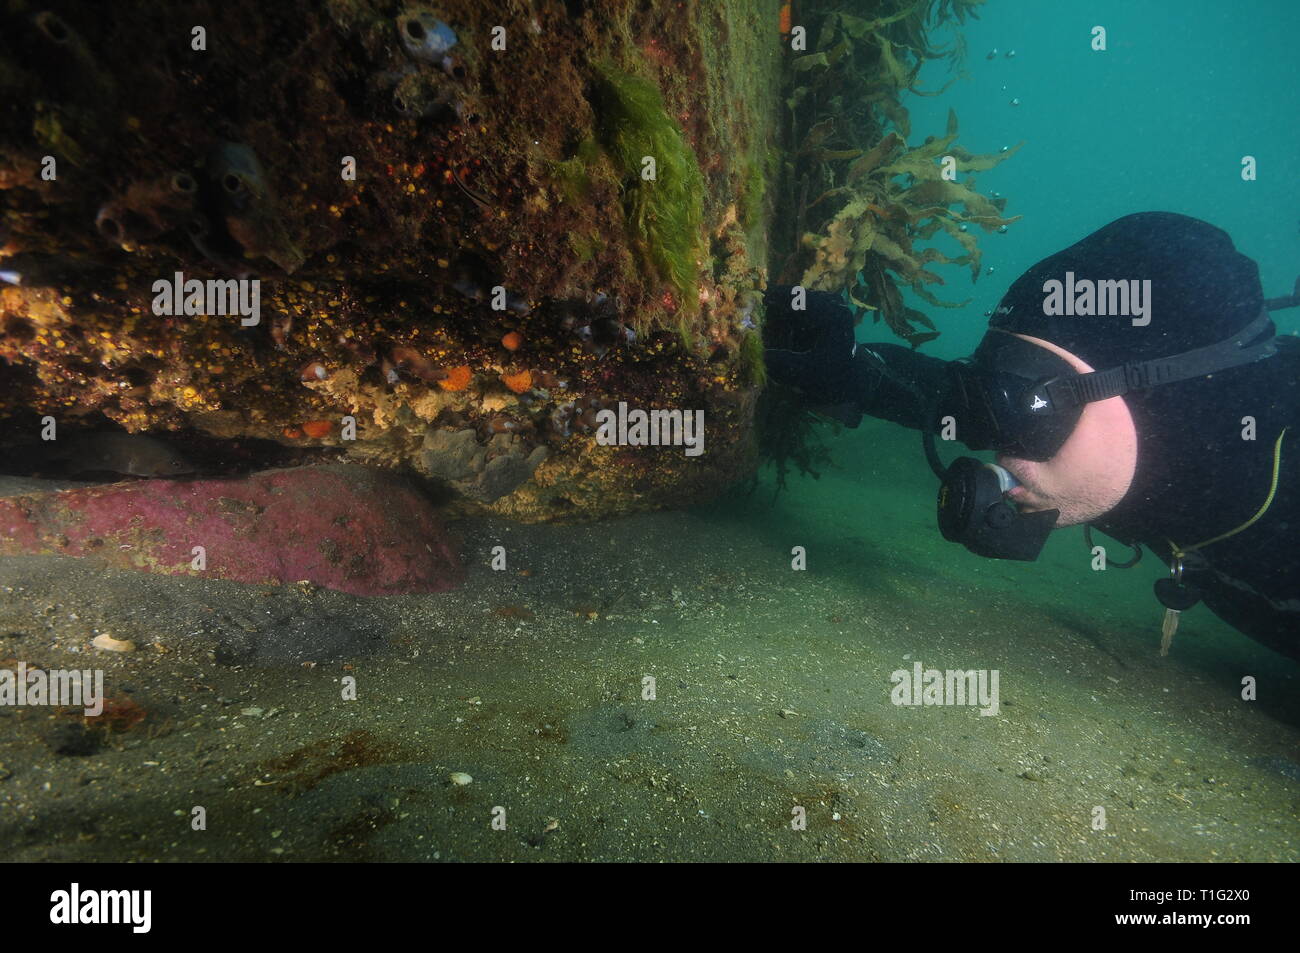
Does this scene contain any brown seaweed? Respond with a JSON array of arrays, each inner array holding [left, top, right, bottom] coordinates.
[[773, 2, 1019, 348], [761, 0, 1008, 486]]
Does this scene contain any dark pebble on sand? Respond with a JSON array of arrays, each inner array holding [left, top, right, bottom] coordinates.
[[45, 723, 103, 757]]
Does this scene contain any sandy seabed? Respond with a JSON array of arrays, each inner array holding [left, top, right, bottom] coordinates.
[[1, 421, 1296, 862]]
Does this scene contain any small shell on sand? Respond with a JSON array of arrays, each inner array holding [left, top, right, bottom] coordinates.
[[449, 771, 473, 786], [92, 633, 136, 653]]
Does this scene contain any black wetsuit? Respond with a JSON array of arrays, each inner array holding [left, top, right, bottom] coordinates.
[[764, 286, 1300, 661]]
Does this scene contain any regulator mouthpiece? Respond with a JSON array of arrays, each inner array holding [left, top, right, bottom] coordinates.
[[937, 457, 1057, 561]]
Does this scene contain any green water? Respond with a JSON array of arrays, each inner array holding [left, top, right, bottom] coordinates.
[[894, 0, 1300, 361]]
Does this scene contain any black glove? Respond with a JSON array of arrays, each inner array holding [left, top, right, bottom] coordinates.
[[763, 286, 876, 423]]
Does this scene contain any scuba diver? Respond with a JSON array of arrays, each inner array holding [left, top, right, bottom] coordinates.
[[763, 211, 1299, 660]]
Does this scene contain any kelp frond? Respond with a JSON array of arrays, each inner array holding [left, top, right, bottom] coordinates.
[[798, 108, 1020, 344], [754, 384, 838, 498], [774, 0, 1021, 350], [762, 0, 1009, 487]]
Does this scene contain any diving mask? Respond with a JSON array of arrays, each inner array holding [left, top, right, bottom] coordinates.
[[937, 309, 1278, 462]]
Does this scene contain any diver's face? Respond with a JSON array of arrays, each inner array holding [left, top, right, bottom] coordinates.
[[994, 334, 1138, 528]]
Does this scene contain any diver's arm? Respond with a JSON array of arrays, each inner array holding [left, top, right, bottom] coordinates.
[[848, 342, 952, 431], [762, 285, 951, 430]]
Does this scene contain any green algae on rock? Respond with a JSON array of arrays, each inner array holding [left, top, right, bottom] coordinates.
[[592, 62, 705, 314]]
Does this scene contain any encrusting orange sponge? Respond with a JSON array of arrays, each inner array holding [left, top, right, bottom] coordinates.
[[502, 369, 533, 394], [438, 365, 473, 391]]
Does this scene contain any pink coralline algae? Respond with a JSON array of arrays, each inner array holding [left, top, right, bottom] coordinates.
[[0, 465, 463, 596]]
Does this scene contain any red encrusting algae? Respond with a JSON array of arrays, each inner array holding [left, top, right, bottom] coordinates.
[[0, 465, 464, 596]]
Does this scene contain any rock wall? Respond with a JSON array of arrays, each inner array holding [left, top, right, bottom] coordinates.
[[0, 0, 781, 519]]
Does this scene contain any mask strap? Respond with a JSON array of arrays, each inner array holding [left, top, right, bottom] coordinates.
[[1046, 309, 1277, 409]]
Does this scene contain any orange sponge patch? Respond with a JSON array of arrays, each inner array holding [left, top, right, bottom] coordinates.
[[502, 369, 533, 394], [438, 365, 473, 391]]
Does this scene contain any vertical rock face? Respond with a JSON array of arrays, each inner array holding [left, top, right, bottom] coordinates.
[[0, 465, 464, 595], [0, 0, 782, 519]]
